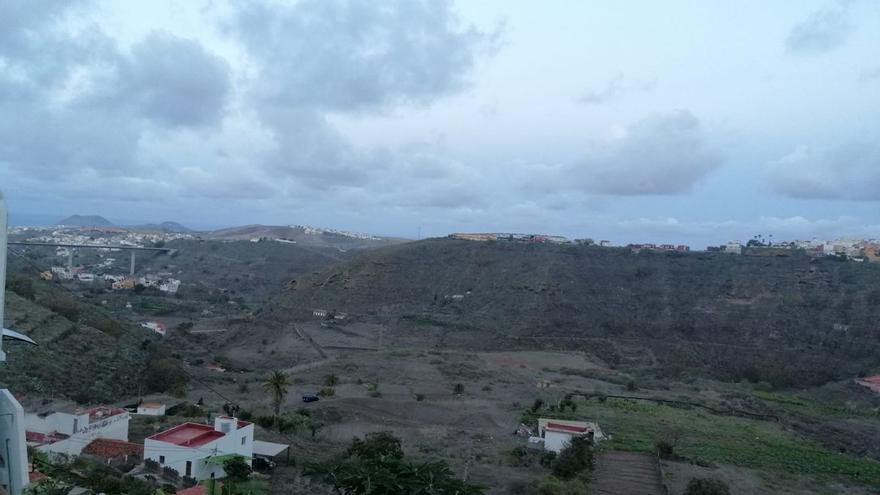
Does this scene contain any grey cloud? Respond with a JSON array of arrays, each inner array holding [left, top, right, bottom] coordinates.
[[766, 142, 880, 200], [576, 74, 656, 105], [568, 111, 721, 195], [230, 0, 494, 112], [118, 32, 231, 127], [785, 3, 852, 55]]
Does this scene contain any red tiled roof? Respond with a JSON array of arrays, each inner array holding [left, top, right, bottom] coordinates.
[[82, 438, 144, 459], [148, 422, 225, 448], [545, 422, 591, 434], [26, 431, 68, 444]]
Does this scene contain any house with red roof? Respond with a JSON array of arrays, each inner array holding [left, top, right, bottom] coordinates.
[[144, 417, 253, 481], [25, 405, 130, 457], [81, 438, 143, 464], [535, 418, 605, 453]]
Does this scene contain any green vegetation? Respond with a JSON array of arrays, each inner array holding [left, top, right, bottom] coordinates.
[[568, 397, 880, 486], [307, 432, 484, 494]]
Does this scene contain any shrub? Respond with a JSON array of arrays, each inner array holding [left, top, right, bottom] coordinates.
[[162, 465, 179, 480], [531, 399, 545, 412], [684, 478, 731, 495], [324, 374, 340, 386], [453, 383, 465, 395], [144, 458, 160, 472], [415, 393, 425, 401], [626, 380, 638, 391], [349, 431, 404, 460], [223, 456, 252, 483], [318, 387, 335, 397], [551, 436, 593, 480], [656, 440, 675, 459]]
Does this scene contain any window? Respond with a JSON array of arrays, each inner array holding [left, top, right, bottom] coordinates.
[[185, 461, 192, 477], [159, 455, 165, 464], [241, 436, 246, 445]]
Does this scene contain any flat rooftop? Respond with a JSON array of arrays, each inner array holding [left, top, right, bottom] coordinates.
[[148, 423, 225, 448]]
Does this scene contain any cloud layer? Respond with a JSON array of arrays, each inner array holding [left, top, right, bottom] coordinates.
[[767, 142, 880, 200]]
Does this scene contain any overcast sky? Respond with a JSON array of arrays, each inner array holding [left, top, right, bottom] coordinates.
[[1, 0, 878, 246]]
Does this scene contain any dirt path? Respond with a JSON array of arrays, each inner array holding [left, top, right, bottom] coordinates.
[[592, 451, 665, 495]]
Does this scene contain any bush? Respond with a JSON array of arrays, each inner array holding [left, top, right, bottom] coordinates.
[[223, 456, 252, 483], [626, 380, 638, 391], [531, 399, 545, 412], [551, 436, 593, 480], [684, 478, 731, 495], [453, 383, 465, 395], [349, 431, 404, 460], [656, 440, 675, 459], [318, 387, 335, 397], [144, 458, 160, 472], [324, 374, 340, 386]]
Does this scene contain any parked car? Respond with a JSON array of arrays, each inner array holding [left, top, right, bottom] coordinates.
[[302, 394, 320, 403]]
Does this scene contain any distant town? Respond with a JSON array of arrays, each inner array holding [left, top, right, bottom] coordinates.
[[447, 232, 880, 262]]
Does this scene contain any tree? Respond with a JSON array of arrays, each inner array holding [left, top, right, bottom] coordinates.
[[144, 358, 189, 396], [552, 436, 593, 480], [324, 374, 340, 386], [263, 370, 290, 421], [222, 456, 252, 483], [308, 434, 483, 495]]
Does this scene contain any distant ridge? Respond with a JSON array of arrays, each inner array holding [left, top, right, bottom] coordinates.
[[57, 214, 115, 227], [130, 221, 194, 233], [206, 224, 408, 250]]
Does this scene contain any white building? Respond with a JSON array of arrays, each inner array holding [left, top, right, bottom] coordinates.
[[141, 321, 167, 336], [25, 406, 130, 457], [144, 416, 254, 481], [158, 279, 181, 294], [77, 273, 95, 283], [532, 418, 604, 453], [135, 403, 166, 416], [724, 241, 743, 255]]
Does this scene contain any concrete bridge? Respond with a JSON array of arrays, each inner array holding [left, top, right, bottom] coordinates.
[[8, 241, 175, 276]]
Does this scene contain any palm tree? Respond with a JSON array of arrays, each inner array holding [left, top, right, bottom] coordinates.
[[263, 370, 290, 421]]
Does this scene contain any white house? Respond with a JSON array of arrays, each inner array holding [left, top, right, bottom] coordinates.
[[158, 279, 181, 294], [141, 321, 167, 336], [532, 418, 604, 453], [135, 403, 166, 416], [144, 416, 254, 481], [25, 406, 130, 457]]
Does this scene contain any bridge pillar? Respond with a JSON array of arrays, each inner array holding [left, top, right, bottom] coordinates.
[[68, 248, 74, 268], [130, 251, 136, 276]]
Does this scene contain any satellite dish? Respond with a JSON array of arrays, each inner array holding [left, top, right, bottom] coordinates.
[[2, 329, 37, 346]]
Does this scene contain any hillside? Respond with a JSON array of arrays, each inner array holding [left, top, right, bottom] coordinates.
[[57, 214, 114, 227], [135, 238, 351, 301], [0, 285, 164, 403], [262, 238, 880, 388], [206, 224, 408, 251]]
